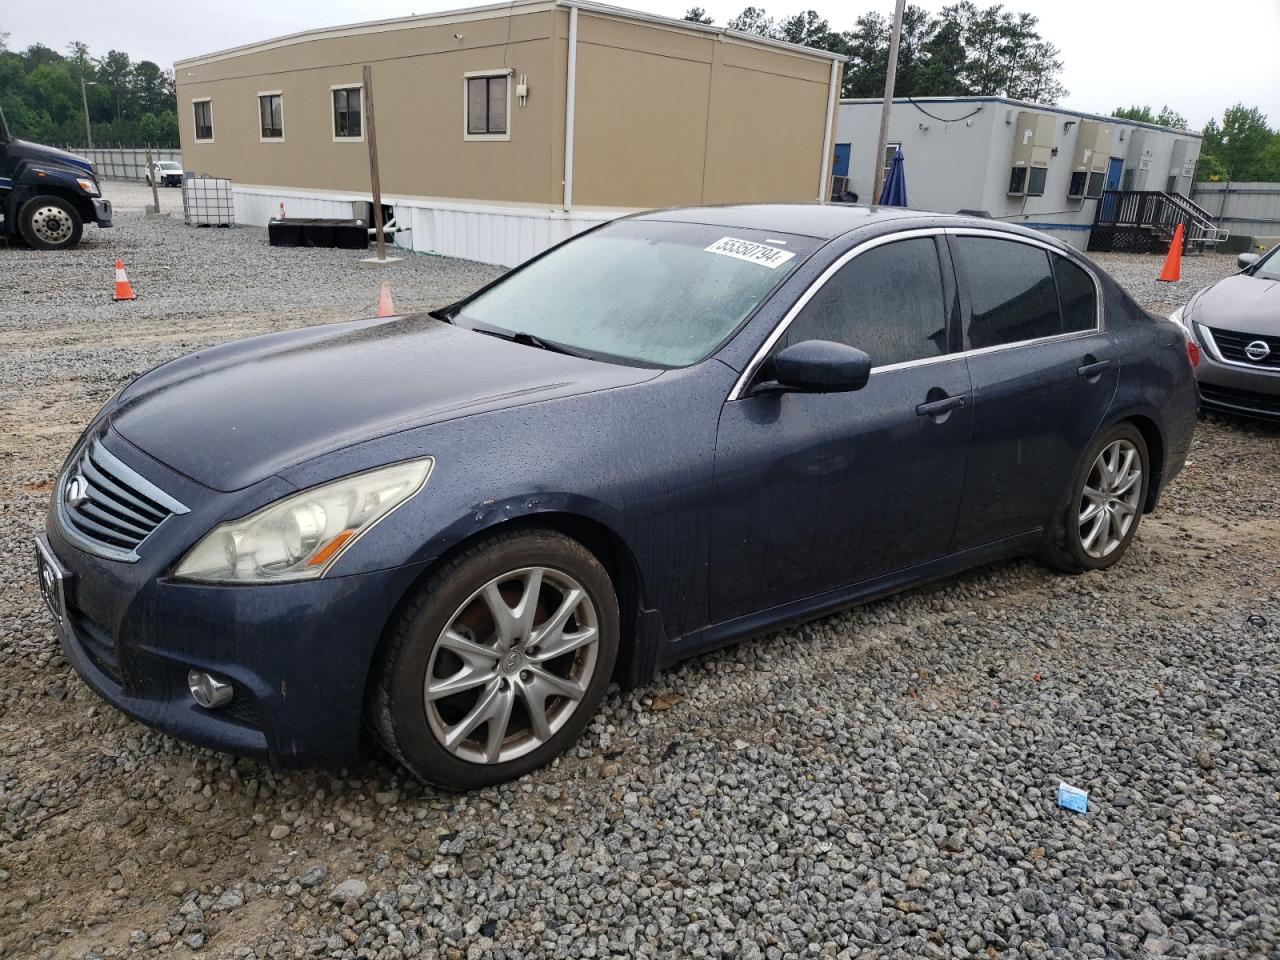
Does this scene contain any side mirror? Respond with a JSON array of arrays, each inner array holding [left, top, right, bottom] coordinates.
[[765, 340, 872, 394], [1237, 252, 1260, 270]]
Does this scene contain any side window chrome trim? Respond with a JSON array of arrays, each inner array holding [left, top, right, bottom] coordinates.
[[726, 227, 949, 401], [727, 226, 1108, 401]]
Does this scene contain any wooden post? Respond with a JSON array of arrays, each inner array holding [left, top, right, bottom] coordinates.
[[146, 143, 161, 213], [363, 64, 386, 262], [871, 0, 906, 205]]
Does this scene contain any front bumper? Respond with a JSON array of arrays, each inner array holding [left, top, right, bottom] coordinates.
[[92, 197, 113, 227], [162, 175, 182, 187], [39, 438, 430, 767], [1193, 331, 1280, 421]]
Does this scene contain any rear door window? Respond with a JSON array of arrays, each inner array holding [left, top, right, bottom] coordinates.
[[781, 237, 949, 368], [952, 237, 1061, 349], [1053, 256, 1099, 333]]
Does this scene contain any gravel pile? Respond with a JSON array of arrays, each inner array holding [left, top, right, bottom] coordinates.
[[1, 184, 1277, 959]]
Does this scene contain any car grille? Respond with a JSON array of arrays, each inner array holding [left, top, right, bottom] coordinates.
[[59, 438, 188, 560], [1199, 383, 1280, 417], [1207, 328, 1280, 369]]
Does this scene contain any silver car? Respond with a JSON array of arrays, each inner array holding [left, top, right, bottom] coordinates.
[[1173, 245, 1280, 420]]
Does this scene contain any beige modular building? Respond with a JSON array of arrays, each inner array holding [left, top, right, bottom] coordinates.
[[174, 0, 844, 265]]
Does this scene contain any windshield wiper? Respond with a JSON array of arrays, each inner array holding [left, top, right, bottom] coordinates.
[[471, 326, 588, 358]]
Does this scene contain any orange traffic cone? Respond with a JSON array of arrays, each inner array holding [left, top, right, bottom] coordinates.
[[1157, 223, 1184, 282], [377, 280, 396, 317], [113, 260, 137, 301]]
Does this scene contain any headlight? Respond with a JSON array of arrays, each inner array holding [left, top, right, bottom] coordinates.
[[173, 459, 433, 583], [1168, 306, 1185, 327], [76, 178, 99, 196]]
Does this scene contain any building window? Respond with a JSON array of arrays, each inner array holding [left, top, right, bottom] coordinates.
[[193, 99, 213, 142], [332, 86, 362, 140], [882, 142, 901, 180], [464, 72, 509, 140], [1026, 166, 1047, 197], [1085, 171, 1105, 198], [1008, 166, 1028, 195], [1068, 171, 1087, 199], [259, 92, 284, 141]]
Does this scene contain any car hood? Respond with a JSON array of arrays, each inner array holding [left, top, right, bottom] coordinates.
[[111, 315, 661, 491], [1189, 273, 1280, 335], [10, 139, 94, 176]]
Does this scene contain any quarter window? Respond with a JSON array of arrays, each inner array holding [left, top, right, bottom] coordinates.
[[781, 238, 949, 368], [259, 93, 283, 140], [332, 87, 362, 139], [953, 237, 1060, 349], [465, 74, 508, 138], [1053, 256, 1098, 333], [193, 100, 213, 142]]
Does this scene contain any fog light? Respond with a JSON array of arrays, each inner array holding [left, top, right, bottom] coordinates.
[[188, 670, 234, 709]]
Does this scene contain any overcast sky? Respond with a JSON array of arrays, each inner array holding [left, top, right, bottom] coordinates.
[[6, 0, 1278, 129]]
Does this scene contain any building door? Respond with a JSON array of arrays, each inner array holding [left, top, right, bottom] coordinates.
[[833, 143, 850, 178], [1106, 157, 1124, 191]]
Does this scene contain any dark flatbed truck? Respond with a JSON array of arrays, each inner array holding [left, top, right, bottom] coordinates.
[[0, 105, 112, 250]]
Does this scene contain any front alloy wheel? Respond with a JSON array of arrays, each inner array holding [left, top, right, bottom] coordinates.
[[425, 566, 599, 764], [371, 528, 618, 790]]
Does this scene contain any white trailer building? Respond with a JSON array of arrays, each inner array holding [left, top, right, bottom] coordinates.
[[833, 96, 1215, 252]]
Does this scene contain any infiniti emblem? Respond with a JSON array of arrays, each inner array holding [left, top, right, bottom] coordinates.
[[64, 474, 89, 508], [1245, 340, 1271, 362]]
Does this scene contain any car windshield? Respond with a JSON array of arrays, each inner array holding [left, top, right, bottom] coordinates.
[[453, 220, 817, 367], [159, 162, 182, 170], [1254, 246, 1280, 281]]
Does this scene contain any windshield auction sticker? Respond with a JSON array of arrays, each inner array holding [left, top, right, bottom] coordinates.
[[704, 237, 796, 269]]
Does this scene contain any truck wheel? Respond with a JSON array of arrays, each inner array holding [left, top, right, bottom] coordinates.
[[18, 196, 84, 250]]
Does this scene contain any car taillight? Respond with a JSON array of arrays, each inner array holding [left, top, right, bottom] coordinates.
[[1186, 339, 1200, 367]]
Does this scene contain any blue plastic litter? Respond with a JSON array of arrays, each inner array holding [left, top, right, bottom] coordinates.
[[1057, 781, 1088, 813]]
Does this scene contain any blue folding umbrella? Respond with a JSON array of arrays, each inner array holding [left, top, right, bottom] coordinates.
[[879, 148, 908, 207]]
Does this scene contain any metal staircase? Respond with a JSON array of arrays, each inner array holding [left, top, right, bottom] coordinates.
[[1089, 190, 1229, 254]]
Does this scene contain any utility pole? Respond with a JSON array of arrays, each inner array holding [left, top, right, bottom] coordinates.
[[359, 64, 401, 266], [80, 77, 96, 149], [871, 0, 906, 204]]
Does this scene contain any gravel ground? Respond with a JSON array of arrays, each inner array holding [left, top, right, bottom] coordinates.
[[2, 180, 1278, 960]]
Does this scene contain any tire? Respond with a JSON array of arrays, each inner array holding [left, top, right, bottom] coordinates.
[[18, 195, 83, 250], [370, 528, 619, 790], [1039, 422, 1150, 574]]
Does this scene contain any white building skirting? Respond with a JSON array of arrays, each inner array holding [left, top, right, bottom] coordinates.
[[232, 184, 628, 266]]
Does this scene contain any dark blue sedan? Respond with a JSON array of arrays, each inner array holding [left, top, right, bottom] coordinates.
[[37, 205, 1199, 789]]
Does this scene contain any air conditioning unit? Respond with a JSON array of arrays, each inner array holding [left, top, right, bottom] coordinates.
[[1009, 111, 1054, 197], [1068, 121, 1112, 199]]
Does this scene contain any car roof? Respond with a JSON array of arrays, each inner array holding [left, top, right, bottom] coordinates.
[[631, 203, 978, 241]]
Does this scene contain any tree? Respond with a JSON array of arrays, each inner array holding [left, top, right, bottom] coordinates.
[[727, 6, 778, 38], [1111, 104, 1188, 130], [1205, 104, 1273, 180], [95, 49, 132, 120], [683, 7, 713, 24], [778, 10, 833, 47], [0, 39, 178, 145]]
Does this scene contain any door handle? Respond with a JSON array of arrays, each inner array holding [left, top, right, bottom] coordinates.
[[1077, 358, 1112, 378], [916, 394, 966, 417]]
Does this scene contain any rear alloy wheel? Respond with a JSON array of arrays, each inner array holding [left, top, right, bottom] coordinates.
[[1039, 423, 1150, 573], [1078, 438, 1143, 560], [18, 195, 84, 250], [371, 529, 618, 790]]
